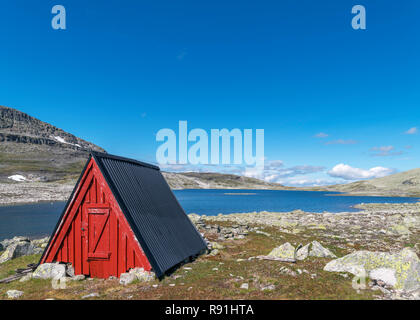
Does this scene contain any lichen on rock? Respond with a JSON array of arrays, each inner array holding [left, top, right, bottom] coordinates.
[[324, 247, 420, 291]]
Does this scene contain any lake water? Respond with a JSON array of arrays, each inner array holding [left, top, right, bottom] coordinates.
[[0, 189, 418, 241]]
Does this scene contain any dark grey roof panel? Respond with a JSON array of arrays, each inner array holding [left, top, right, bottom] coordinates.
[[92, 152, 207, 277]]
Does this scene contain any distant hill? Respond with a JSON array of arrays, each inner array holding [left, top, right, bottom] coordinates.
[[162, 171, 288, 190], [0, 105, 105, 182], [0, 105, 287, 190], [310, 168, 420, 197]]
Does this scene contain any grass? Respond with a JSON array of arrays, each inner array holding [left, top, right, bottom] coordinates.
[[0, 152, 85, 181], [0, 223, 383, 300]]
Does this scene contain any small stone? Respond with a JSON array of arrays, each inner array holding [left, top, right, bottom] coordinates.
[[19, 272, 33, 282], [209, 249, 219, 256], [240, 283, 249, 290], [66, 264, 75, 277], [7, 290, 23, 299], [211, 242, 224, 250], [82, 293, 99, 299], [279, 266, 297, 277], [72, 275, 86, 281], [261, 284, 275, 291]]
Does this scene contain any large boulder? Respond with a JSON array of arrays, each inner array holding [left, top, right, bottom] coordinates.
[[309, 241, 336, 258], [33, 263, 66, 280], [267, 242, 296, 260], [0, 241, 40, 264], [295, 241, 336, 260], [1, 236, 29, 248], [324, 247, 420, 291], [295, 243, 310, 261], [369, 268, 397, 287], [119, 272, 137, 285]]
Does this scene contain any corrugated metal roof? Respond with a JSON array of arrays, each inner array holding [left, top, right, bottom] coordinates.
[[91, 152, 207, 277]]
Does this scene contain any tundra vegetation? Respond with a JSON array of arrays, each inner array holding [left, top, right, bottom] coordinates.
[[1, 202, 419, 300]]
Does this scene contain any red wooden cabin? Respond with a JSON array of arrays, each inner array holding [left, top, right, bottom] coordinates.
[[40, 152, 207, 279]]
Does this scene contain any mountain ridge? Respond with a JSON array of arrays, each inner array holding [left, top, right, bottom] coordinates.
[[0, 105, 286, 190], [0, 105, 105, 182]]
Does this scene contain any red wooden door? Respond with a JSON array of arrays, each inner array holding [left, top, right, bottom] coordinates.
[[85, 205, 111, 278]]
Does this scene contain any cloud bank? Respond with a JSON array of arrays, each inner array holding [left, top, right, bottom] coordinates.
[[327, 163, 394, 180]]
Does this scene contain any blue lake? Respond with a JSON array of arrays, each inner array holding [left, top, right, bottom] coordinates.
[[0, 189, 418, 241]]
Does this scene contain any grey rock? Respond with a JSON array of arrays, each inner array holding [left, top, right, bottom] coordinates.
[[71, 275, 86, 281], [31, 237, 50, 247], [261, 284, 275, 291], [129, 268, 155, 282], [209, 249, 219, 256], [309, 241, 336, 258], [324, 247, 420, 291], [66, 264, 75, 277], [369, 268, 397, 287], [6, 290, 23, 299], [33, 263, 66, 280], [240, 283, 249, 290], [0, 241, 38, 263], [210, 242, 224, 250], [19, 272, 33, 282], [267, 242, 295, 260], [295, 243, 310, 261], [119, 272, 137, 285], [279, 266, 297, 277], [82, 293, 99, 299]]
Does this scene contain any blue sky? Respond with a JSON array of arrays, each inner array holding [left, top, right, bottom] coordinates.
[[0, 1, 419, 186]]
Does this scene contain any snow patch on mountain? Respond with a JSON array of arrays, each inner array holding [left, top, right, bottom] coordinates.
[[53, 136, 82, 148], [8, 175, 27, 182]]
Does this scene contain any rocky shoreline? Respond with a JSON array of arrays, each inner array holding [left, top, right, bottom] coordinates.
[[0, 182, 74, 205]]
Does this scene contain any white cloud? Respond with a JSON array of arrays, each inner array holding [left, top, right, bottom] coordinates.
[[242, 163, 325, 186], [325, 139, 357, 145], [370, 145, 403, 157], [314, 132, 328, 138], [405, 127, 418, 135], [371, 146, 394, 152], [265, 160, 284, 168], [327, 163, 394, 180], [282, 178, 341, 187]]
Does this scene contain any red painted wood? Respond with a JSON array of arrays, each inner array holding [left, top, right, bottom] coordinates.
[[41, 158, 152, 278]]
